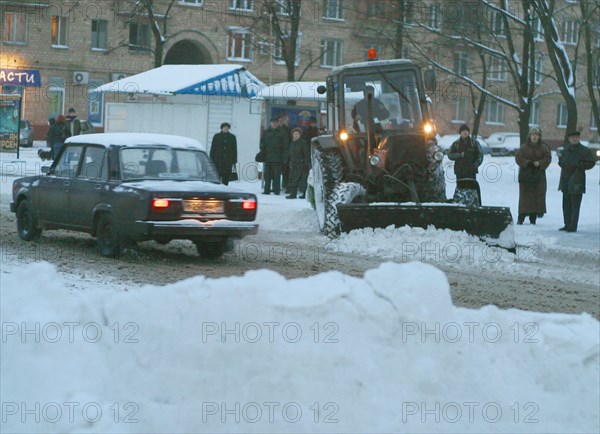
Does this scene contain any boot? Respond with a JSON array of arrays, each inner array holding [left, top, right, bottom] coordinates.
[[529, 214, 537, 225], [517, 214, 525, 225]]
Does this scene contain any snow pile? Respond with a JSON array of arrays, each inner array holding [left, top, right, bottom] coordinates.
[[2, 262, 598, 433]]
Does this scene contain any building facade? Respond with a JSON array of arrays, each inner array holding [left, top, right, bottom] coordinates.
[[1, 0, 598, 145]]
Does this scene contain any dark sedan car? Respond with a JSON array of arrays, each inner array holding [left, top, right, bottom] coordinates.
[[11, 133, 258, 259]]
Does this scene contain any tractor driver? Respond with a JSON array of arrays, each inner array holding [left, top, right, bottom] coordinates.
[[351, 85, 390, 132]]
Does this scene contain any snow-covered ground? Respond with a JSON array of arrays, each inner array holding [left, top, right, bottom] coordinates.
[[1, 143, 599, 433]]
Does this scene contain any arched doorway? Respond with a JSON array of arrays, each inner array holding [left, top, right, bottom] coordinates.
[[164, 40, 213, 65]]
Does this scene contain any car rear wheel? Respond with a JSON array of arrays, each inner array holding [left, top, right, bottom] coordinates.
[[17, 200, 42, 241], [96, 213, 123, 258], [195, 240, 227, 260]]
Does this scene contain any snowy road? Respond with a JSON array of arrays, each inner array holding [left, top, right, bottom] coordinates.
[[1, 146, 598, 318]]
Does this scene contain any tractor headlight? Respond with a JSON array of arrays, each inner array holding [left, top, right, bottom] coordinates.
[[596, 149, 600, 158], [370, 155, 380, 166], [434, 151, 444, 162]]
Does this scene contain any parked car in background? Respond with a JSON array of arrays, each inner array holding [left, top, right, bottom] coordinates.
[[486, 132, 521, 156], [19, 120, 34, 147], [437, 134, 491, 155], [11, 133, 258, 259]]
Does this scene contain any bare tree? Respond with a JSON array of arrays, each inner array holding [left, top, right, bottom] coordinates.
[[111, 0, 177, 67], [532, 0, 579, 140], [579, 0, 600, 134]]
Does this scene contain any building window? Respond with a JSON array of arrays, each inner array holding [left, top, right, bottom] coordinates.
[[529, 100, 540, 126], [486, 100, 505, 124], [321, 39, 343, 67], [534, 57, 542, 84], [129, 22, 151, 51], [364, 44, 381, 61], [324, 0, 343, 20], [532, 16, 544, 42], [179, 0, 204, 5], [274, 32, 301, 65], [561, 19, 578, 45], [557, 103, 568, 128], [366, 0, 386, 18], [274, 0, 301, 16], [453, 96, 468, 122], [229, 0, 254, 11], [48, 78, 65, 119], [489, 56, 507, 81], [453, 52, 468, 76], [227, 28, 253, 61], [428, 3, 441, 30], [591, 110, 597, 131], [91, 20, 108, 50], [3, 12, 27, 44], [51, 16, 68, 47], [490, 9, 506, 37]]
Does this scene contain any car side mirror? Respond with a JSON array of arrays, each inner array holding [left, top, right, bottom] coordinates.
[[317, 85, 327, 95], [41, 165, 50, 174], [424, 70, 436, 93]]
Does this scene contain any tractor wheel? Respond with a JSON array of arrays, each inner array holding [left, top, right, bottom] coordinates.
[[312, 145, 344, 237], [453, 188, 480, 207], [16, 200, 42, 241]]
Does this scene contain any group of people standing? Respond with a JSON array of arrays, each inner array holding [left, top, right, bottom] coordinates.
[[259, 114, 319, 199], [46, 107, 81, 158], [514, 128, 595, 232], [448, 124, 595, 233]]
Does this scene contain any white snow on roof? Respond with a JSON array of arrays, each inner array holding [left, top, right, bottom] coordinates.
[[92, 65, 265, 96], [254, 81, 326, 101], [65, 133, 205, 150]]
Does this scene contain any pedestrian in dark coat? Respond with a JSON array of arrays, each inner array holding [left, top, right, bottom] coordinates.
[[210, 122, 237, 185], [558, 131, 596, 232], [66, 107, 82, 136], [286, 128, 311, 199], [447, 124, 484, 180], [51, 115, 70, 159], [260, 118, 287, 195], [277, 113, 292, 191], [46, 116, 56, 149], [515, 127, 552, 225]]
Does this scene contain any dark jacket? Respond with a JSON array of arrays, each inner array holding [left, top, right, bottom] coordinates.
[[46, 117, 56, 147], [210, 132, 237, 173], [260, 127, 287, 163], [558, 143, 596, 194], [352, 98, 390, 123], [448, 136, 484, 179], [515, 141, 552, 214], [51, 122, 70, 145], [288, 138, 310, 168]]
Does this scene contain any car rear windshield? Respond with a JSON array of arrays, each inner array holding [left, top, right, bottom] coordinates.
[[120, 146, 220, 182]]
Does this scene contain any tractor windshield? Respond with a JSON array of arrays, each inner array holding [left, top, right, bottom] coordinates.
[[343, 69, 423, 133]]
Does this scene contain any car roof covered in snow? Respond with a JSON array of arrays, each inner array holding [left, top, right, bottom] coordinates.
[[65, 133, 206, 150]]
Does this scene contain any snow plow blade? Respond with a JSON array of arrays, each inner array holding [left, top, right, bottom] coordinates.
[[336, 204, 515, 249]]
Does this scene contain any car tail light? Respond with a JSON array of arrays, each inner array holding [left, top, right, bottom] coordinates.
[[242, 200, 256, 210], [152, 198, 170, 208]]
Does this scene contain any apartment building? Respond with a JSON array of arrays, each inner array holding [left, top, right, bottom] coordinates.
[[1, 0, 598, 144]]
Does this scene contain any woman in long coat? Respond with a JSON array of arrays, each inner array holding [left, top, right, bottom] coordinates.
[[514, 127, 552, 224], [209, 122, 237, 185]]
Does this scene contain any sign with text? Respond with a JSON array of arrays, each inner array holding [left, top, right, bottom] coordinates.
[[0, 94, 21, 152], [0, 69, 41, 87]]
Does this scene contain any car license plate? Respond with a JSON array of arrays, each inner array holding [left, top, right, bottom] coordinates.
[[183, 200, 224, 214]]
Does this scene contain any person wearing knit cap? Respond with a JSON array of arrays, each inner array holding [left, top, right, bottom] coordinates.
[[448, 124, 484, 181], [209, 122, 237, 185], [515, 127, 552, 225]]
